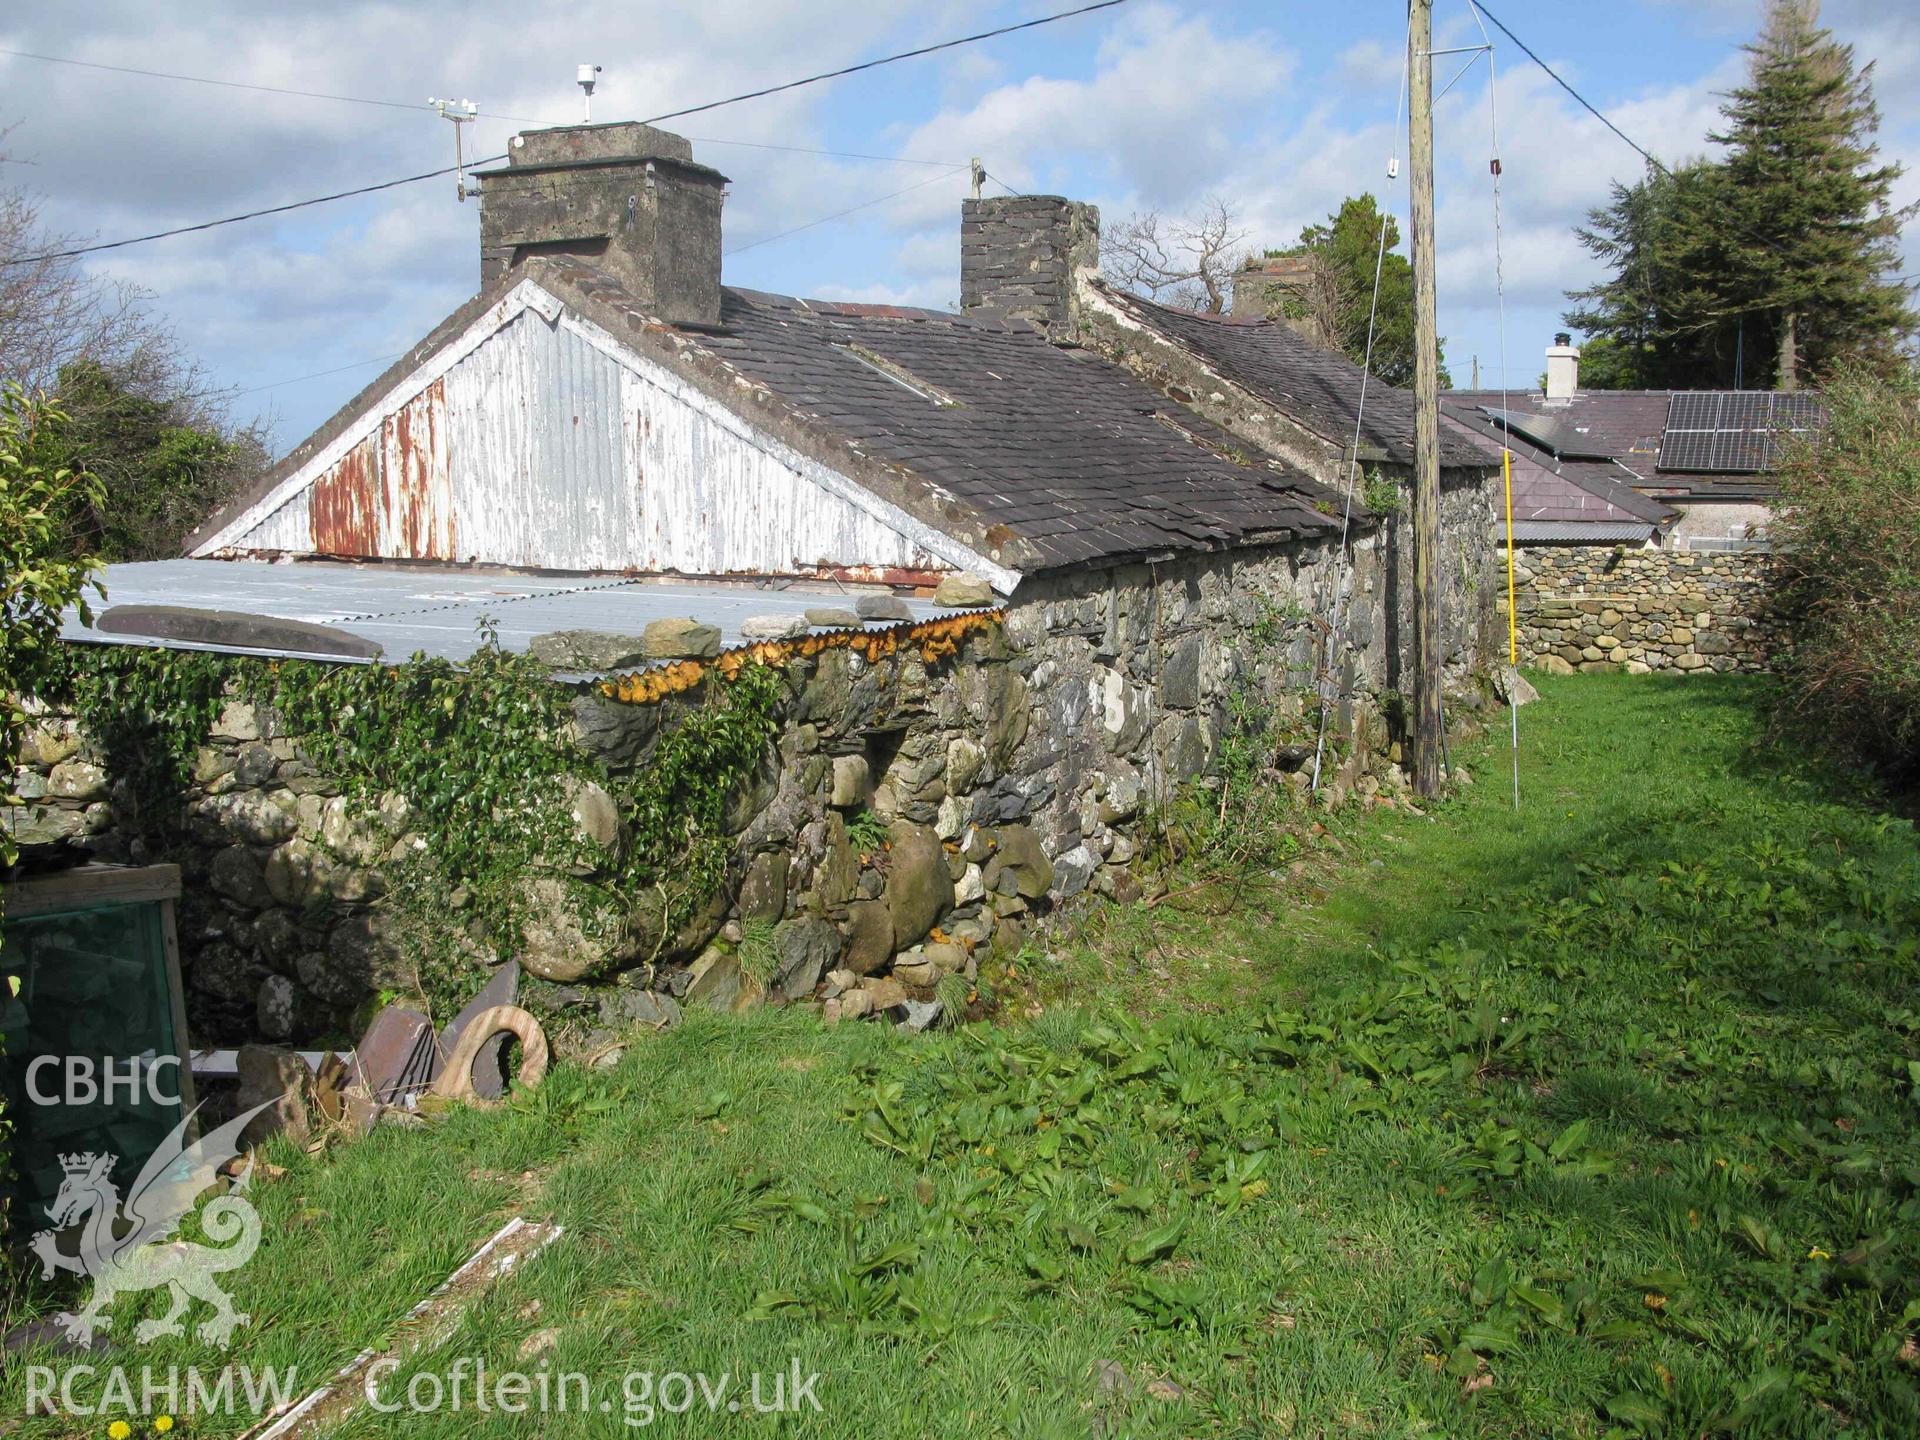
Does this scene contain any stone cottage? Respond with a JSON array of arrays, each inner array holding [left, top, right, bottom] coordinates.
[[12, 119, 1503, 1042]]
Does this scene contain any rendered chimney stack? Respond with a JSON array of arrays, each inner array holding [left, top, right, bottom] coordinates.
[[1230, 254, 1316, 318], [477, 121, 729, 329], [1545, 331, 1581, 402], [959, 195, 1100, 341]]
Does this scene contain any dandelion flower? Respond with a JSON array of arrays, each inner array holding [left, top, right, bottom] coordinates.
[[108, 1423, 132, 1440], [155, 1419, 175, 1435]]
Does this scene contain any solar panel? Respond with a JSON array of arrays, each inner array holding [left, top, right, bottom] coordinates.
[[1478, 407, 1614, 461], [1657, 392, 1825, 473]]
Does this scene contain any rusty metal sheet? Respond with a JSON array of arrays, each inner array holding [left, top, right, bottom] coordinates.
[[309, 435, 380, 556], [349, 1005, 440, 1105], [381, 378, 458, 560], [221, 298, 971, 579]]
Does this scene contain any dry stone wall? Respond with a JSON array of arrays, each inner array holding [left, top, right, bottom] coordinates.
[[10, 520, 1498, 1045], [1503, 546, 1779, 675]]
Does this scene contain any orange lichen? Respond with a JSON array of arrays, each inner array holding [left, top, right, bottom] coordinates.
[[597, 608, 1006, 708]]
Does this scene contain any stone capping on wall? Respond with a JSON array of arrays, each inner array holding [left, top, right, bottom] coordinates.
[[598, 610, 1007, 706], [1502, 544, 1779, 675]]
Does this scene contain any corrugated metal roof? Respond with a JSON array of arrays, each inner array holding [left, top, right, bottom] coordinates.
[[1506, 520, 1659, 545], [60, 560, 952, 672]]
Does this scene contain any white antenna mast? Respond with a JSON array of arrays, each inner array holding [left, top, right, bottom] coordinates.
[[428, 97, 479, 201], [577, 64, 602, 123]]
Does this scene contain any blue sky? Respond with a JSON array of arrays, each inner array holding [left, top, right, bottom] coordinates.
[[4, 0, 1915, 450]]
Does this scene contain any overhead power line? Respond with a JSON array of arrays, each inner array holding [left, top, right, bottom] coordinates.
[[640, 0, 1131, 126], [3, 159, 505, 266], [691, 137, 958, 167], [1467, 2, 1667, 176], [3, 0, 1131, 269], [0, 48, 967, 167], [229, 351, 409, 398], [724, 169, 960, 256], [0, 47, 501, 116]]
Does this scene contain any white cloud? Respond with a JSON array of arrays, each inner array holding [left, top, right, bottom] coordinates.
[[3, 0, 1913, 444]]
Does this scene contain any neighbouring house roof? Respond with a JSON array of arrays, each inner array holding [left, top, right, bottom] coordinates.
[[189, 261, 1351, 586], [1441, 403, 1675, 544], [1105, 289, 1495, 472], [1509, 520, 1663, 545], [1445, 388, 1796, 501]]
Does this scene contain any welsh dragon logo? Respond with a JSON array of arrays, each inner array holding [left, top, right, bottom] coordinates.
[[28, 1101, 273, 1348]]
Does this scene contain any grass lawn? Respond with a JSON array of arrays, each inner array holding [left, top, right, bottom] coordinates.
[[6, 674, 1918, 1437]]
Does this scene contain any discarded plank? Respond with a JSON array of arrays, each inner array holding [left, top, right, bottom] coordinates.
[[237, 1216, 564, 1439]]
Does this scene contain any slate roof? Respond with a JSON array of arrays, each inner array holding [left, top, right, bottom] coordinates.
[[1441, 403, 1675, 539], [194, 262, 1362, 579], [1108, 290, 1494, 471], [1446, 388, 1779, 501], [683, 287, 1349, 569]]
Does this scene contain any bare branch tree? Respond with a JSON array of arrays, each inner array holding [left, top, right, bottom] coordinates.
[[0, 186, 168, 394], [1, 158, 269, 558], [1100, 198, 1249, 313]]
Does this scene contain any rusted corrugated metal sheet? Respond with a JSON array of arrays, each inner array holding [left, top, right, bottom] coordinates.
[[631, 367, 935, 575], [310, 435, 381, 556], [442, 311, 637, 569], [381, 378, 458, 560], [225, 293, 943, 576]]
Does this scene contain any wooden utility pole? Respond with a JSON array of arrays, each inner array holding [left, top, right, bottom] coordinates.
[[1407, 0, 1445, 798]]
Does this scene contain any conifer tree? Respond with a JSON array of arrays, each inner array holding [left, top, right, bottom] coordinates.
[[1712, 0, 1911, 388], [1565, 0, 1912, 389]]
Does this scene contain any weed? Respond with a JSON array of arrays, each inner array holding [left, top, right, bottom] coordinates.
[[736, 919, 779, 987], [1362, 468, 1404, 517], [846, 807, 890, 854]]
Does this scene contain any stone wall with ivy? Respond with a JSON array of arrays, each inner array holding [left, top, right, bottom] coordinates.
[[1503, 546, 1780, 675], [5, 526, 1494, 1046]]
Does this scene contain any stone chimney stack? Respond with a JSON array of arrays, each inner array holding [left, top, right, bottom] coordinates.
[[1230, 254, 1316, 318], [959, 195, 1100, 340], [477, 122, 729, 328], [1545, 331, 1581, 401]]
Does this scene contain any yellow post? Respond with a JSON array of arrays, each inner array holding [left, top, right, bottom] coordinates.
[[1503, 447, 1517, 665], [1504, 444, 1520, 810]]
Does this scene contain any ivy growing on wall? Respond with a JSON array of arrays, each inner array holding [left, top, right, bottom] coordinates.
[[52, 632, 786, 1014], [50, 646, 233, 834], [618, 660, 784, 937]]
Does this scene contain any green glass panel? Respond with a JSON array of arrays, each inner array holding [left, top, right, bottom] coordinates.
[[1, 898, 187, 1232]]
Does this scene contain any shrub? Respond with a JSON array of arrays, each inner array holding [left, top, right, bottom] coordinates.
[[0, 385, 104, 1262], [1769, 364, 1920, 784]]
